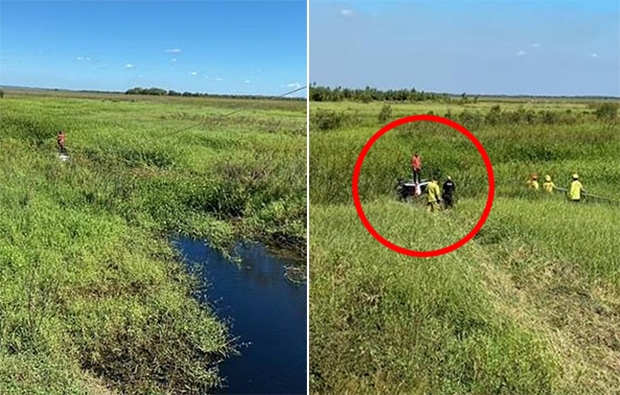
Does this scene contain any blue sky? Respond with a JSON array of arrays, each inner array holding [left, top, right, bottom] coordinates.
[[0, 1, 307, 97], [311, 0, 620, 96]]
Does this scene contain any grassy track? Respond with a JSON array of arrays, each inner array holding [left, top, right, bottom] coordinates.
[[0, 91, 306, 394], [310, 100, 620, 394]]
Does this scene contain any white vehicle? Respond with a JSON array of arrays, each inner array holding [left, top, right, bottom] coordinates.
[[396, 179, 431, 201]]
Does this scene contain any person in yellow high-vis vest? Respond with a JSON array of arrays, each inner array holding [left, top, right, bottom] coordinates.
[[568, 174, 586, 202], [426, 177, 442, 212], [526, 173, 539, 190], [543, 175, 556, 193]]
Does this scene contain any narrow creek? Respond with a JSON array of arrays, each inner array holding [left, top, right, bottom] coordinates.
[[173, 238, 307, 395]]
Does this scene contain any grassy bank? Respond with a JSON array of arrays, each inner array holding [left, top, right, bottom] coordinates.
[[310, 99, 620, 394], [0, 91, 306, 394]]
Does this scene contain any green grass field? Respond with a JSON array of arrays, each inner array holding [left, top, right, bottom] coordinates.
[[310, 99, 620, 394], [0, 90, 306, 394]]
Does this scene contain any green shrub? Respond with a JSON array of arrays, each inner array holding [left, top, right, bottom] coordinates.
[[378, 103, 393, 124], [311, 108, 351, 131], [485, 104, 502, 125], [594, 102, 619, 121]]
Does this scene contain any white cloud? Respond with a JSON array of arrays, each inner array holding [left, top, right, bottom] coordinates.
[[124, 63, 135, 68], [165, 48, 181, 53], [204, 75, 209, 79], [77, 57, 84, 61], [287, 82, 303, 89], [531, 43, 541, 48], [516, 50, 527, 56], [190, 71, 198, 76], [215, 77, 223, 81], [591, 53, 598, 58], [340, 9, 354, 17], [171, 58, 177, 62], [245, 80, 251, 83], [85, 57, 91, 61]]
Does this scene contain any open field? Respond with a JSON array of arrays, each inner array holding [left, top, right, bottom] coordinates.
[[0, 90, 306, 394], [310, 98, 620, 394]]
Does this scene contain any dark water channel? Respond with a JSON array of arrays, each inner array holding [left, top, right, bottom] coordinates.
[[173, 238, 307, 395]]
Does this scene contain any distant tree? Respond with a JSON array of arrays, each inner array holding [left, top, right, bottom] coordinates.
[[145, 87, 167, 96], [125, 86, 303, 100], [126, 87, 146, 95], [0, 89, 4, 99], [308, 85, 444, 103], [126, 87, 167, 96]]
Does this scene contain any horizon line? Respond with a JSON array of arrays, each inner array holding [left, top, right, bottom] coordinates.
[[0, 84, 308, 100], [1, 85, 617, 100]]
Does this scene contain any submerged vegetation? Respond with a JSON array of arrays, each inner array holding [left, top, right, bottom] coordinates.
[[310, 95, 620, 394], [0, 90, 306, 393]]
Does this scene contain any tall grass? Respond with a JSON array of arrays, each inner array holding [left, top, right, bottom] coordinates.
[[310, 100, 620, 394], [0, 93, 306, 394]]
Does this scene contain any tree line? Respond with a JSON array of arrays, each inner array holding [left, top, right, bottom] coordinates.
[[309, 83, 451, 103], [309, 84, 620, 103], [125, 87, 304, 101]]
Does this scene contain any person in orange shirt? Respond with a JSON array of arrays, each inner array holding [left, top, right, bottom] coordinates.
[[411, 152, 422, 184], [57, 131, 66, 154]]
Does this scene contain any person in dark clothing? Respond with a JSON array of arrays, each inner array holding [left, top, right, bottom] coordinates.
[[396, 179, 415, 202], [442, 176, 456, 208]]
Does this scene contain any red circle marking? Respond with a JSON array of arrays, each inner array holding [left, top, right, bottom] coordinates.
[[352, 114, 495, 258]]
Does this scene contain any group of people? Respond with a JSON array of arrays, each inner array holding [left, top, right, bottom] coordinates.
[[527, 173, 586, 202], [425, 176, 456, 212], [411, 151, 588, 208], [410, 153, 456, 212]]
